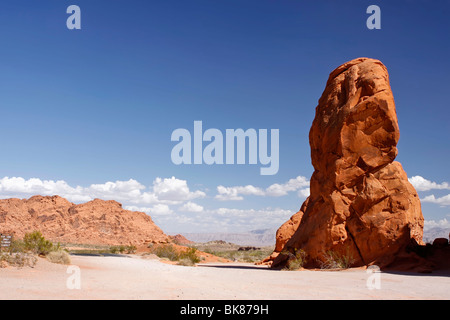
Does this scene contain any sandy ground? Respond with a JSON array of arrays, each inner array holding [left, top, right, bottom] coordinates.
[[0, 254, 449, 300]]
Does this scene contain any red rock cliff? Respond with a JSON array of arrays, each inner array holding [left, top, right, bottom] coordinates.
[[0, 195, 169, 245]]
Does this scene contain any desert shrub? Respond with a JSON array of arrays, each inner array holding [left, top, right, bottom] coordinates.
[[110, 246, 124, 254], [7, 238, 26, 254], [202, 248, 213, 254], [0, 252, 37, 268], [150, 244, 200, 266], [125, 245, 137, 254], [177, 258, 195, 266], [240, 248, 275, 263], [282, 249, 307, 271], [179, 247, 200, 264], [23, 231, 55, 255], [1, 231, 71, 267], [153, 244, 180, 261], [46, 249, 71, 265], [189, 244, 274, 263], [320, 250, 355, 269], [109, 244, 137, 254]]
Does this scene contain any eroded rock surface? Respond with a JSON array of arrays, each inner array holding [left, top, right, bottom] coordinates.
[[272, 58, 424, 269], [0, 195, 169, 245]]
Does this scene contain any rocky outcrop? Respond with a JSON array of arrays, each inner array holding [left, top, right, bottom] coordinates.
[[169, 234, 194, 245], [0, 195, 169, 245], [271, 58, 424, 269]]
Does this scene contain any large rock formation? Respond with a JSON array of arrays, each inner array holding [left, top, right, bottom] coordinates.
[[271, 58, 424, 269], [0, 195, 169, 245]]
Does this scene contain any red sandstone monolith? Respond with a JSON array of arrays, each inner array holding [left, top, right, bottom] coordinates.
[[271, 58, 424, 269]]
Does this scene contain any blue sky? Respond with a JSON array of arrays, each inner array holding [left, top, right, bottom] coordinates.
[[0, 1, 449, 234]]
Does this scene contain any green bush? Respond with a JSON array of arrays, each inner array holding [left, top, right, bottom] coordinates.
[[23, 231, 56, 256], [153, 244, 180, 261], [109, 246, 119, 254], [125, 245, 137, 254], [179, 247, 200, 264], [0, 231, 72, 267]]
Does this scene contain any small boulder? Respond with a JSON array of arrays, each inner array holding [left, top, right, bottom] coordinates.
[[432, 238, 449, 248]]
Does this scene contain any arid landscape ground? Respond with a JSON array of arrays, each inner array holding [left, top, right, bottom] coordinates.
[[0, 254, 449, 300]]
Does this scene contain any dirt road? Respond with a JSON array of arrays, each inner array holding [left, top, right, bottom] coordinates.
[[0, 255, 449, 299]]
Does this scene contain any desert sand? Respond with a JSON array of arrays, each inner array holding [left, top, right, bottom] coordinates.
[[0, 254, 448, 300]]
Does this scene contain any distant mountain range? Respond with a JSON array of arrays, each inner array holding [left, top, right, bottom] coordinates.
[[423, 227, 450, 244], [182, 228, 277, 247], [182, 226, 450, 247]]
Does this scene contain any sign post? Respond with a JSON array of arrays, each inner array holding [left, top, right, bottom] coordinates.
[[0, 233, 13, 250]]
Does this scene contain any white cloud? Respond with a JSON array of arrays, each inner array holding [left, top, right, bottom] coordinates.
[[0, 176, 205, 206], [424, 218, 450, 230], [215, 186, 243, 201], [210, 207, 291, 218], [421, 194, 450, 206], [406, 176, 450, 207], [0, 176, 90, 202], [297, 187, 310, 198], [215, 185, 265, 201], [125, 204, 173, 216], [179, 201, 204, 213], [215, 175, 310, 201], [0, 175, 302, 233], [265, 176, 309, 196], [153, 177, 206, 202], [86, 179, 151, 203], [148, 204, 173, 216], [409, 176, 450, 192]]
